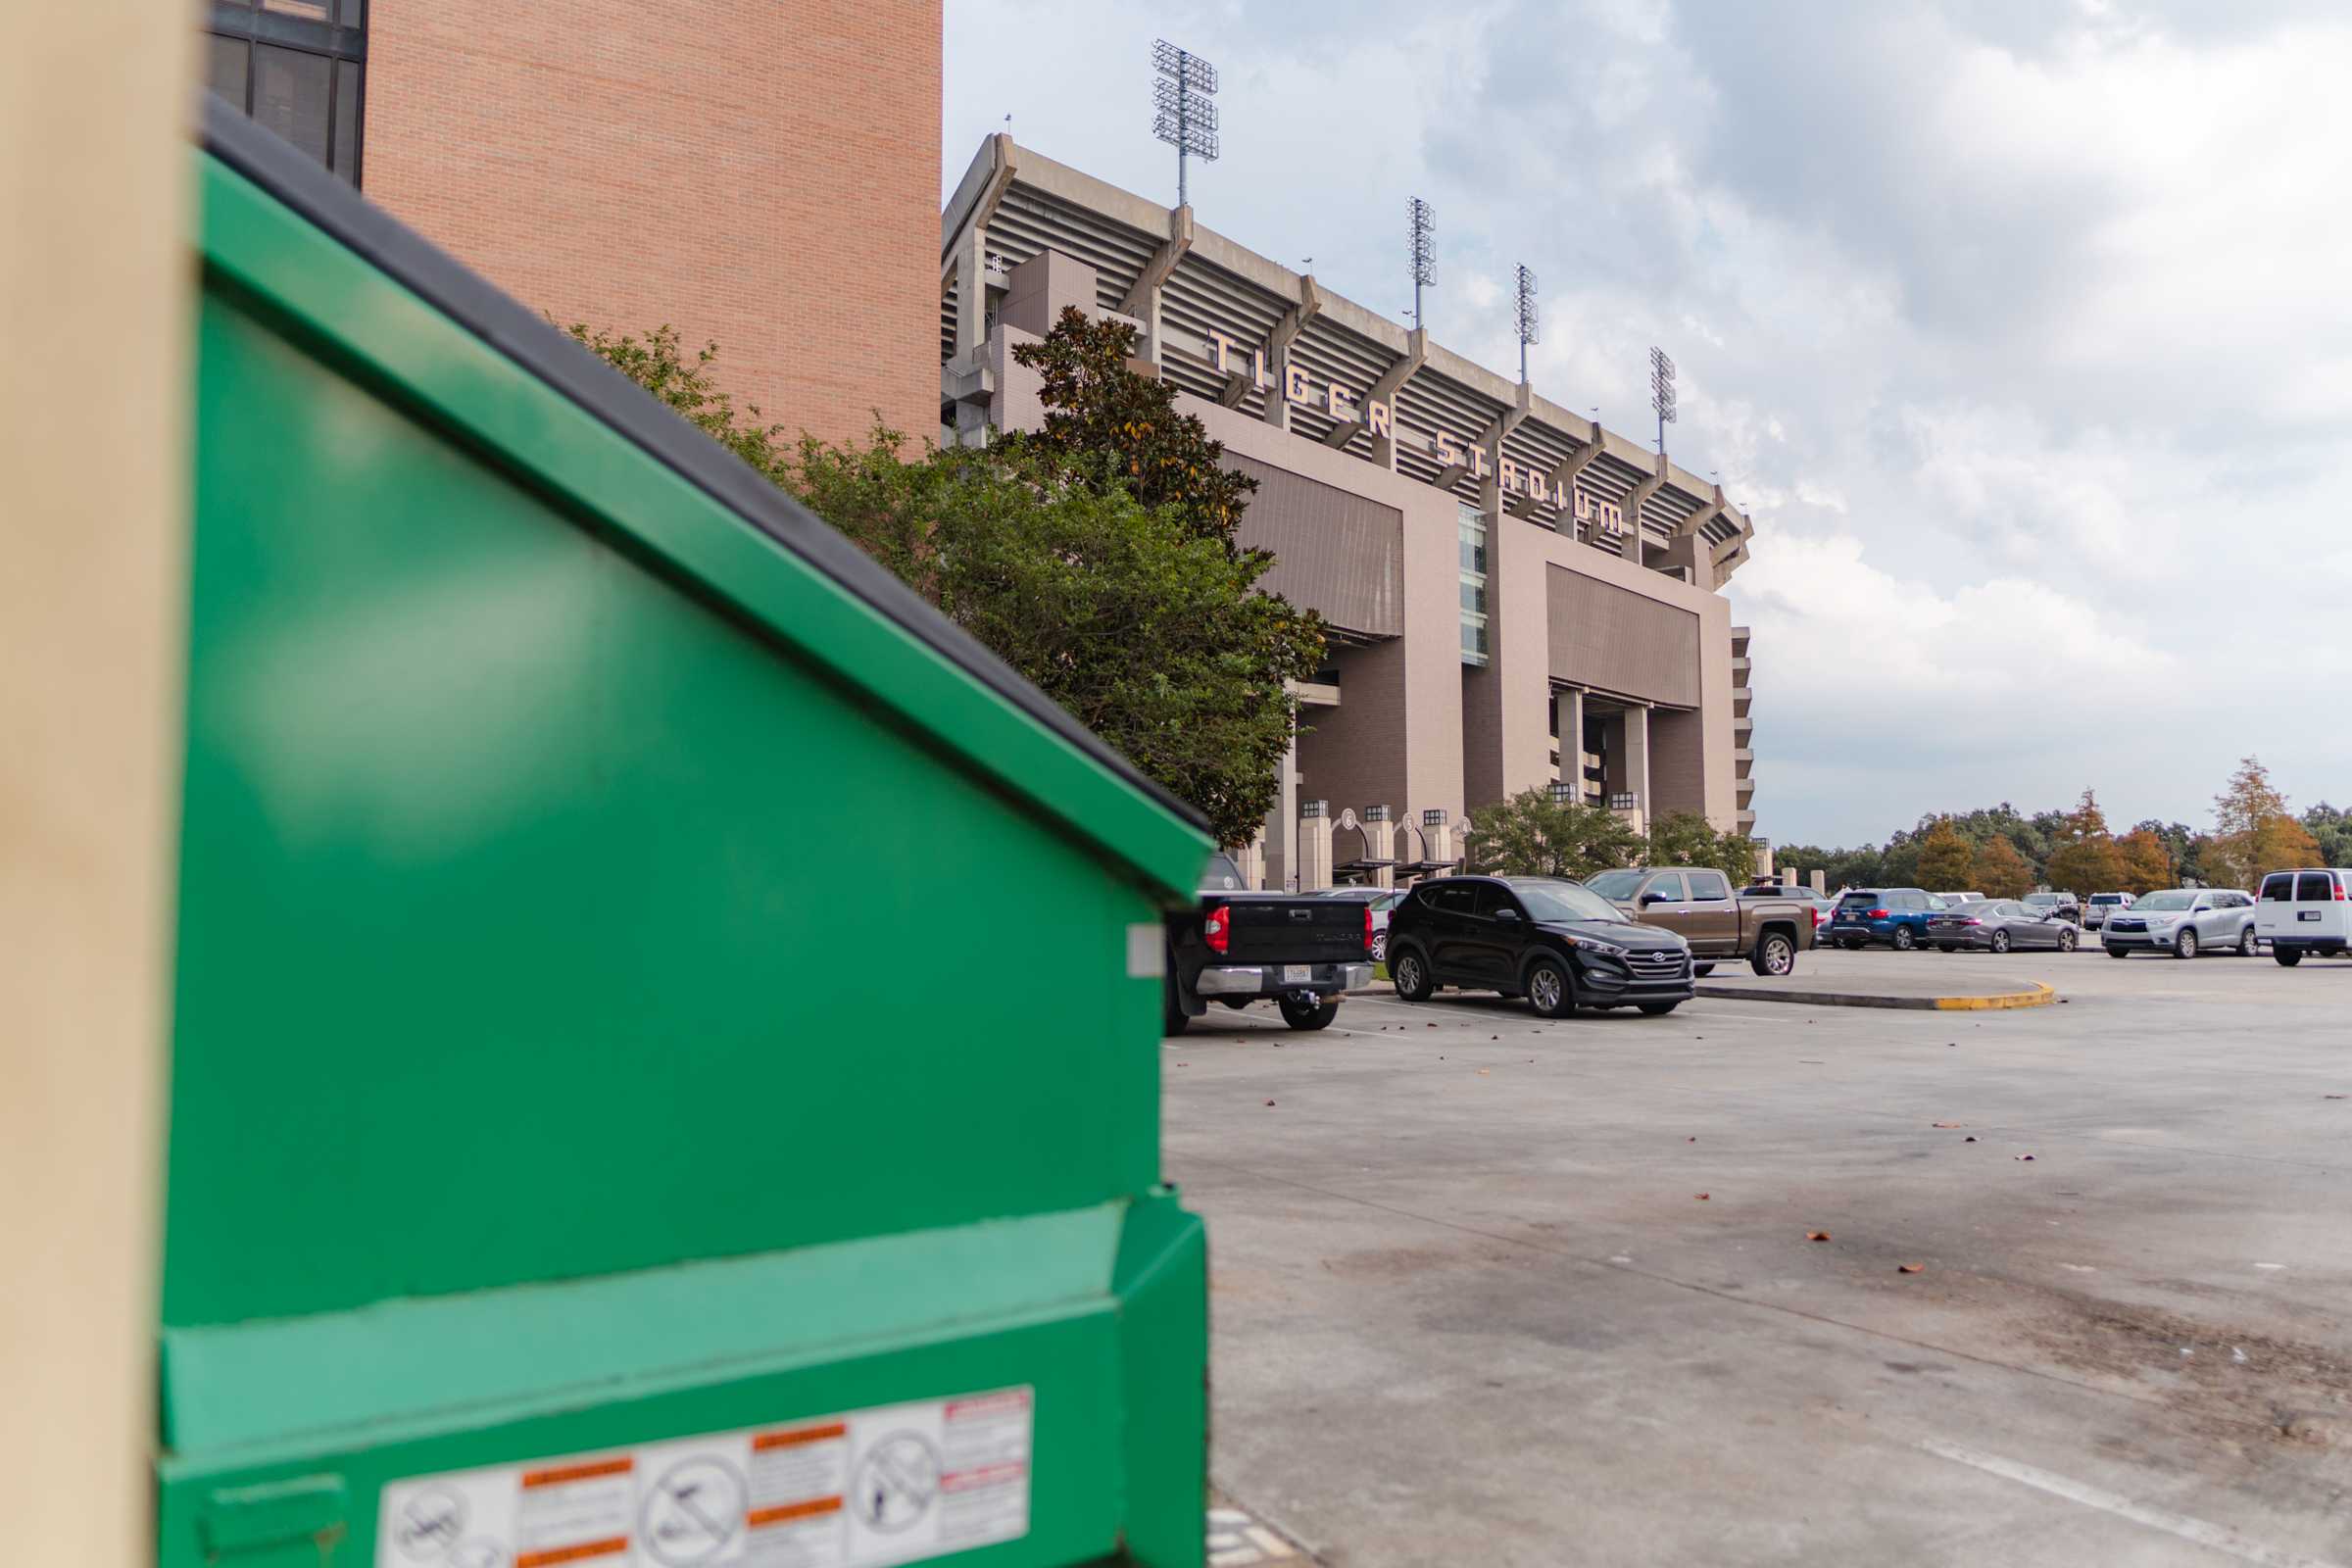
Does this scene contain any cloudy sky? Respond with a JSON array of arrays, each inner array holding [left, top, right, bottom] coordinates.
[[944, 0, 2352, 847]]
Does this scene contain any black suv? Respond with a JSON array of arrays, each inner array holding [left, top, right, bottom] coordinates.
[[1386, 875, 1695, 1017]]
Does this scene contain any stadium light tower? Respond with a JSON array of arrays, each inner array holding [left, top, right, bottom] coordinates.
[[1513, 264, 1539, 383], [1649, 345, 1677, 460], [1152, 40, 1219, 208], [1408, 197, 1436, 328]]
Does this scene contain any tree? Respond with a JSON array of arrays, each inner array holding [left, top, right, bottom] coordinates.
[[1916, 817, 1977, 890], [2114, 827, 2175, 894], [2303, 802, 2352, 867], [563, 323, 791, 485], [2045, 788, 2124, 895], [1971, 835, 2034, 899], [570, 318, 1326, 847], [2208, 756, 2320, 890], [1466, 789, 1644, 879], [1006, 308, 1259, 552], [1644, 811, 1758, 884]]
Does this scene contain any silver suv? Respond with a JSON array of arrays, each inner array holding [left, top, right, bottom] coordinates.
[[2101, 888, 2258, 958], [2083, 891, 2133, 930]]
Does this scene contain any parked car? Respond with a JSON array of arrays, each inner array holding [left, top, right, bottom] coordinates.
[[1311, 886, 1403, 962], [1586, 866, 1816, 976], [2083, 891, 2134, 930], [1926, 899, 2081, 954], [1164, 855, 1374, 1033], [2022, 891, 2083, 925], [1824, 887, 1947, 951], [1936, 891, 1987, 904], [1386, 875, 1694, 1017], [2255, 868, 2352, 965], [2101, 888, 2257, 958]]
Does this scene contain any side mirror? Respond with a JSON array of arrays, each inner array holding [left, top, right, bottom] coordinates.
[[1639, 891, 1665, 906], [1494, 907, 1523, 924]]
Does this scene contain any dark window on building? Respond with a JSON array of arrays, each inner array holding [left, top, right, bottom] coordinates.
[[203, 0, 367, 186]]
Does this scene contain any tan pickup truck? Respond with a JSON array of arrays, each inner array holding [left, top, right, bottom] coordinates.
[[1582, 866, 1814, 976]]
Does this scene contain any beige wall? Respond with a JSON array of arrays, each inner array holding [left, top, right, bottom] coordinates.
[[1190, 397, 1466, 832], [368, 0, 943, 447], [4, 12, 188, 1562]]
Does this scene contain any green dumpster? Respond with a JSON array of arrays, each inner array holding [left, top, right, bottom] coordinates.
[[161, 107, 1214, 1568]]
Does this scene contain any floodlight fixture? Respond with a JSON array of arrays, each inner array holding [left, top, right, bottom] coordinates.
[[1152, 40, 1220, 206], [1513, 263, 1539, 382], [1407, 197, 1436, 327], [1649, 345, 1677, 458]]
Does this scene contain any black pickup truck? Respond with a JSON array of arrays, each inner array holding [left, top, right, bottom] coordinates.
[[1163, 855, 1376, 1033]]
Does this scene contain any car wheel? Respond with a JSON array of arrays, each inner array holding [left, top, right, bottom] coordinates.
[[2236, 925, 2257, 957], [1891, 925, 1917, 952], [2175, 928, 2198, 959], [1751, 931, 1796, 977], [1525, 955, 1575, 1019], [1371, 933, 1387, 963], [1392, 949, 1435, 1002], [1216, 997, 1251, 1009], [1637, 1001, 1681, 1015], [1936, 944, 1956, 953], [2105, 946, 2130, 958], [2058, 928, 2078, 953], [1692, 961, 1716, 977], [1277, 995, 1340, 1031], [1989, 930, 2011, 955], [1162, 981, 1190, 1036], [2276, 948, 2303, 967]]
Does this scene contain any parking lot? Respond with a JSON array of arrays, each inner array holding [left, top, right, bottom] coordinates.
[[1166, 945, 2352, 1567]]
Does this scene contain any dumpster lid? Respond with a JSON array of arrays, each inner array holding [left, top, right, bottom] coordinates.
[[197, 99, 1207, 840]]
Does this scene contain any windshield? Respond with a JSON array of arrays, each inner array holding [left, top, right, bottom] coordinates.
[[2135, 890, 2194, 910], [1838, 892, 1880, 907], [2090, 894, 2126, 906], [1200, 854, 1246, 891], [2024, 894, 2061, 905], [1583, 870, 1643, 900], [1511, 880, 1627, 923]]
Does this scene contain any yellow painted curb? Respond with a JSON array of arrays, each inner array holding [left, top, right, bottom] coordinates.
[[1932, 982, 2058, 1011]]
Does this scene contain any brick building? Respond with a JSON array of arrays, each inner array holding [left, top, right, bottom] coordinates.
[[943, 136, 1763, 886], [200, 0, 941, 446]]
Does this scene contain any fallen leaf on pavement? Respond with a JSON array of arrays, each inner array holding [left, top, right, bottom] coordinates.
[[1932, 1122, 1963, 1128], [1965, 1136, 1978, 1143], [1898, 1263, 1924, 1274], [1477, 1068, 1491, 1076], [1807, 1231, 1832, 1242], [1694, 1193, 1710, 1200], [2015, 1153, 2036, 1161], [1263, 1100, 1276, 1106], [2328, 1095, 2348, 1101]]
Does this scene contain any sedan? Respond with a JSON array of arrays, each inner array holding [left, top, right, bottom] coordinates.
[[1926, 900, 2080, 954], [2102, 888, 2258, 958]]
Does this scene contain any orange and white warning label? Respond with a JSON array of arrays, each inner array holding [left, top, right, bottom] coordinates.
[[374, 1386, 1032, 1568]]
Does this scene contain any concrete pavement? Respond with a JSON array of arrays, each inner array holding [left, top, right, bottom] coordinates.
[[1166, 946, 2352, 1566]]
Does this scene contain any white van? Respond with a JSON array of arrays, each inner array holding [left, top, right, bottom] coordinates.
[[2255, 869, 2352, 964]]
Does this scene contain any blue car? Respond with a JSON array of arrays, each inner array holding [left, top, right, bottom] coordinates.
[[1827, 887, 1947, 951]]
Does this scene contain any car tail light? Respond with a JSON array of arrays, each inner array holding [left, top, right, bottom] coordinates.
[[1868, 907, 1889, 919], [1204, 906, 1230, 956], [1364, 903, 1377, 955], [1963, 917, 1983, 926], [2336, 877, 2348, 902]]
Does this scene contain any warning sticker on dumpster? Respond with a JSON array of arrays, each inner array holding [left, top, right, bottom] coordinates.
[[374, 1386, 1031, 1568]]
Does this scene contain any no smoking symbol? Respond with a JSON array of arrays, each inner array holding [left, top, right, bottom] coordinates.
[[853, 1434, 939, 1535], [640, 1457, 746, 1567], [393, 1489, 466, 1559]]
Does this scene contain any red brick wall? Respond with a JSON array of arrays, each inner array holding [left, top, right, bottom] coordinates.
[[366, 0, 941, 448]]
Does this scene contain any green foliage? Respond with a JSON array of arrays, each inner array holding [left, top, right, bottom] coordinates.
[[2305, 802, 2352, 867], [1915, 817, 1977, 890], [1466, 789, 1645, 879], [2114, 828, 2175, 895], [571, 314, 1325, 848], [563, 323, 792, 485], [2207, 756, 2320, 889], [2044, 787, 2124, 895], [1006, 309, 1260, 552], [1644, 811, 1758, 884], [791, 438, 1321, 846]]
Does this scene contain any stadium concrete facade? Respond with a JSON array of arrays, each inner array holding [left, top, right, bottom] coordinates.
[[942, 135, 1760, 887]]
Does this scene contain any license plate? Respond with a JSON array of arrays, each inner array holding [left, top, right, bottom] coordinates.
[[2300, 910, 2322, 921], [1282, 964, 1312, 983]]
